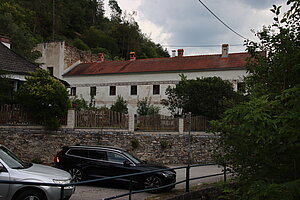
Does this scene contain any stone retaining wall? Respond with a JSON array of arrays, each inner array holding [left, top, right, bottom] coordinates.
[[0, 126, 218, 165]]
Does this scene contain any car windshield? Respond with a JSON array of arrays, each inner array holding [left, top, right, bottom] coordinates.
[[123, 151, 142, 164], [0, 146, 28, 169]]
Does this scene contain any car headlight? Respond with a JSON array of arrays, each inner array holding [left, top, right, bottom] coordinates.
[[53, 179, 71, 184], [161, 171, 176, 178]]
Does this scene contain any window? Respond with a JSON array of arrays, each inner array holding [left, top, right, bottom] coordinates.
[[88, 150, 107, 160], [70, 87, 76, 96], [107, 152, 128, 164], [47, 67, 54, 76], [110, 86, 116, 96], [153, 85, 160, 95], [237, 82, 246, 93], [90, 86, 96, 96], [131, 85, 137, 95], [67, 149, 88, 158]]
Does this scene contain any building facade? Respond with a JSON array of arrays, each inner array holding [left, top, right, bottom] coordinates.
[[62, 45, 248, 115]]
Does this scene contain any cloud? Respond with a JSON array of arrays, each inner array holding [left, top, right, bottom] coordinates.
[[107, 0, 287, 55], [137, 0, 288, 54], [238, 0, 285, 9]]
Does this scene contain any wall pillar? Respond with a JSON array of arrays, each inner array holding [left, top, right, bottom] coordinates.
[[66, 109, 75, 129], [179, 118, 184, 134], [128, 114, 135, 132]]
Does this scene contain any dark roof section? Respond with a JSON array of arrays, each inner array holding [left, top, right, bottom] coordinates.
[[64, 52, 249, 76], [0, 42, 38, 74]]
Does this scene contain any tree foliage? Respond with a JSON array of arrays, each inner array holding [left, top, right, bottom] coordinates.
[[137, 97, 160, 116], [245, 2, 300, 96], [162, 75, 243, 119], [0, 0, 169, 61], [212, 1, 300, 199], [110, 95, 128, 114], [16, 69, 70, 129]]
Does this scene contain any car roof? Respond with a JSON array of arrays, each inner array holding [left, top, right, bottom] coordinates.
[[67, 145, 125, 153]]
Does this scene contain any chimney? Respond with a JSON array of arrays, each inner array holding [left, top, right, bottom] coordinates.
[[0, 36, 11, 49], [171, 50, 176, 57], [177, 49, 184, 57], [221, 44, 229, 58], [130, 52, 136, 61], [97, 53, 104, 62]]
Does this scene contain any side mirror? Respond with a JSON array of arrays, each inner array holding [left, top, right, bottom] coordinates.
[[123, 160, 132, 167]]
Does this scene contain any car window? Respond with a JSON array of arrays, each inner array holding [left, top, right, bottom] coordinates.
[[107, 152, 128, 164], [88, 150, 107, 160], [67, 149, 88, 158], [0, 146, 26, 169]]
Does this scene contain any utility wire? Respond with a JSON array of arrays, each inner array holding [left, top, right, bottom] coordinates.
[[197, 0, 248, 40]]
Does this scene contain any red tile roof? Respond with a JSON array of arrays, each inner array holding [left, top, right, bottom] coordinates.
[[64, 52, 249, 76]]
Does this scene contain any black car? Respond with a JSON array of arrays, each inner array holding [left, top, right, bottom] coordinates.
[[54, 146, 176, 191]]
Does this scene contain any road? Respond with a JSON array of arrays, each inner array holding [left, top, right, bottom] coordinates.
[[70, 165, 224, 200]]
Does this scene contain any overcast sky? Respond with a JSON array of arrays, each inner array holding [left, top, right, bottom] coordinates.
[[104, 0, 287, 56]]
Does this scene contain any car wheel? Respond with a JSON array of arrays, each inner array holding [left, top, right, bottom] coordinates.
[[144, 175, 162, 192], [15, 189, 46, 200], [69, 168, 83, 182]]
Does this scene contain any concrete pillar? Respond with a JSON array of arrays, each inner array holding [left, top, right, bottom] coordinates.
[[128, 114, 135, 132], [179, 118, 184, 134], [66, 109, 75, 129]]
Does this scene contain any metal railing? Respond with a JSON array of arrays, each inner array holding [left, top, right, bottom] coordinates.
[[0, 164, 228, 200]]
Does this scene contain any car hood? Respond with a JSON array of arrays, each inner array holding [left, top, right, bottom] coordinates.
[[21, 163, 71, 180]]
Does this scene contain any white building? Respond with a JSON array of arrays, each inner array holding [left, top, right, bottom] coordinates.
[[61, 44, 248, 115]]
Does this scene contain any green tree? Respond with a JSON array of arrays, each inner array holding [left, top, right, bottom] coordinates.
[[109, 0, 122, 22], [72, 38, 89, 51], [16, 69, 70, 129], [70, 98, 88, 111], [162, 75, 242, 119], [0, 1, 41, 61], [110, 95, 128, 114], [0, 0, 169, 62], [212, 1, 300, 199], [137, 97, 160, 116]]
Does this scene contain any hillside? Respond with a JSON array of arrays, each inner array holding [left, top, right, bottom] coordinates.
[[0, 0, 169, 61]]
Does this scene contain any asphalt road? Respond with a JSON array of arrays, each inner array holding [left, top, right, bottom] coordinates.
[[70, 165, 224, 200]]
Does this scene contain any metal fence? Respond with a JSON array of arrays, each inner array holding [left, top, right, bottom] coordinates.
[[75, 109, 128, 129], [0, 164, 228, 200]]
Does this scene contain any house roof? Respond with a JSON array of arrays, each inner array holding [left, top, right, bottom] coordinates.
[[0, 42, 38, 74], [64, 52, 249, 77]]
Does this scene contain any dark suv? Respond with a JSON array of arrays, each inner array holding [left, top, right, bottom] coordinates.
[[54, 146, 176, 191]]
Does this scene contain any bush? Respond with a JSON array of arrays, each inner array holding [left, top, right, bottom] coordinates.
[[16, 69, 70, 130], [110, 95, 128, 114], [131, 139, 139, 149], [137, 97, 160, 116]]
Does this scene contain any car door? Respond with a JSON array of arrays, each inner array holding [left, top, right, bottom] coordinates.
[[0, 162, 10, 200], [85, 150, 110, 179], [106, 151, 138, 182]]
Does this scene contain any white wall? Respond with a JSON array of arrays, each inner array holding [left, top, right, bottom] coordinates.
[[65, 69, 247, 115], [35, 42, 65, 79]]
